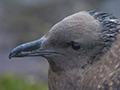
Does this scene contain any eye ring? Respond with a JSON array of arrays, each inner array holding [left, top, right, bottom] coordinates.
[[71, 42, 81, 50]]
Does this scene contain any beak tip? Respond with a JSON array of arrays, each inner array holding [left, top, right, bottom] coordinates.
[[9, 52, 13, 59], [8, 50, 17, 59], [9, 56, 11, 59], [8, 38, 46, 59], [9, 54, 12, 59]]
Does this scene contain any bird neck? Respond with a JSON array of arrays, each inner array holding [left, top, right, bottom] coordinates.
[[48, 67, 84, 90]]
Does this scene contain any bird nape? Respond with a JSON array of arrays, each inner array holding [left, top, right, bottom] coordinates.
[[9, 10, 120, 90]]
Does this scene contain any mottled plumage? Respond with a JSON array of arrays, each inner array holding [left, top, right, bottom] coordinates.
[[9, 10, 120, 90]]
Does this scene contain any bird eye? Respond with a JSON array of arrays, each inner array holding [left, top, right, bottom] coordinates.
[[71, 42, 80, 50]]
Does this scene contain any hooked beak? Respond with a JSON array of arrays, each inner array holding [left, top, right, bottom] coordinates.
[[9, 38, 58, 59]]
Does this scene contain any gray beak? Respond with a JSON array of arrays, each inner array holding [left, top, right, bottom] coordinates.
[[9, 38, 57, 59]]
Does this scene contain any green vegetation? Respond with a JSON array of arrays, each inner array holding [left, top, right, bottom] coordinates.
[[0, 75, 48, 90]]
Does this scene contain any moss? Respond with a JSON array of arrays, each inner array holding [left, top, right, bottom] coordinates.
[[0, 75, 48, 90]]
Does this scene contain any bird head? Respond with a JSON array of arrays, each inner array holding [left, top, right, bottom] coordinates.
[[9, 10, 120, 72]]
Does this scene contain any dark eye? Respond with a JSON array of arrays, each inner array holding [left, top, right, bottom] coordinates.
[[71, 42, 80, 50]]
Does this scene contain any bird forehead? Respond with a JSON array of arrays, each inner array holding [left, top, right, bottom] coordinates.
[[47, 24, 101, 45], [63, 11, 95, 21], [49, 19, 100, 40], [49, 11, 100, 35], [44, 11, 101, 43]]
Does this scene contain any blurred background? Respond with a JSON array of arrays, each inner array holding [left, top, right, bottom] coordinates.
[[0, 0, 120, 90]]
